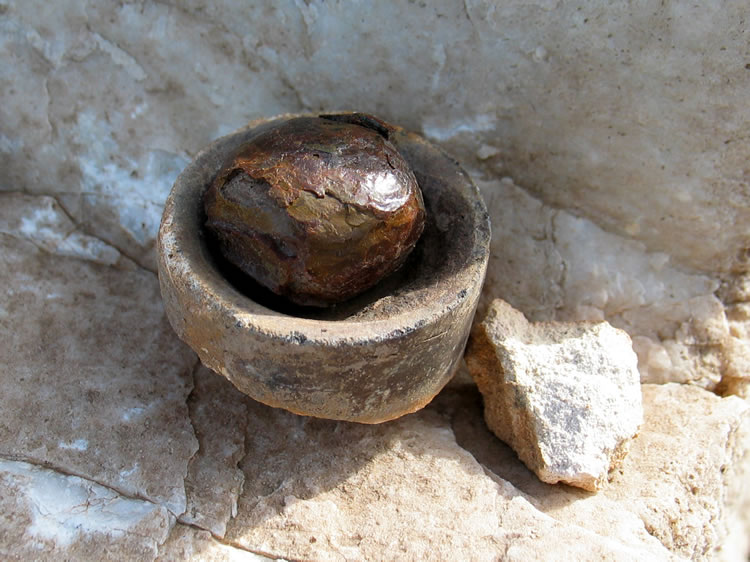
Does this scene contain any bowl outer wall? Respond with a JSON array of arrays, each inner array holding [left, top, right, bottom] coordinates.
[[157, 114, 490, 423]]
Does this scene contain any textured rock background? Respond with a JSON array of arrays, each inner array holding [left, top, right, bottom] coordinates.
[[1, 1, 749, 560]]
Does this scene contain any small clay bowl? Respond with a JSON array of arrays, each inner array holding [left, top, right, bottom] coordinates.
[[157, 113, 490, 423]]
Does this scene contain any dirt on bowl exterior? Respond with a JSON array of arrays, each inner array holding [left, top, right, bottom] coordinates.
[[157, 113, 490, 423]]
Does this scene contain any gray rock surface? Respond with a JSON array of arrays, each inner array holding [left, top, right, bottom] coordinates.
[[466, 299, 643, 491], [0, 193, 198, 515], [1, 0, 746, 393], [3, 1, 748, 277], [156, 525, 273, 562], [1, 0, 749, 559]]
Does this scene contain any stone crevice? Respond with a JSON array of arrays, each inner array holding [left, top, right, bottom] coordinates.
[[292, 0, 315, 60], [215, 536, 285, 560], [41, 75, 56, 142], [0, 190, 157, 273], [166, 521, 284, 560], [548, 208, 567, 315], [177, 363, 250, 539], [173, 358, 203, 528], [277, 71, 310, 112], [90, 29, 147, 82], [181, 358, 203, 472], [233, 399, 254, 506], [0, 455, 181, 559], [146, 0, 265, 71]]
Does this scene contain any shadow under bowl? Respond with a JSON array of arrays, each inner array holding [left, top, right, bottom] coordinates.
[[157, 114, 490, 423]]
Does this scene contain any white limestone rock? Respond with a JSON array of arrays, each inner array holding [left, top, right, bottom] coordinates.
[[0, 212, 747, 560], [209, 381, 748, 561], [2, 0, 749, 277], [1, 0, 747, 393], [1, 0, 749, 558], [465, 299, 643, 491]]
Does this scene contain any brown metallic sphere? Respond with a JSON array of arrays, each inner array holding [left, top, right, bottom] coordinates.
[[203, 114, 426, 307]]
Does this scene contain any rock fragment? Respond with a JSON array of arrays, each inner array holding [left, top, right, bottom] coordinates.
[[465, 299, 643, 491]]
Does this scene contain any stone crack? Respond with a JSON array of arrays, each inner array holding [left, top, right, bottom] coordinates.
[[181, 358, 203, 472], [0, 452, 174, 516], [14, 190, 158, 275]]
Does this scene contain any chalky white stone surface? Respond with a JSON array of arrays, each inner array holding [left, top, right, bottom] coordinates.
[[1, 0, 749, 559], [466, 299, 643, 491]]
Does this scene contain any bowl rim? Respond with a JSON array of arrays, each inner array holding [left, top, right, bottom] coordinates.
[[158, 112, 490, 346]]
